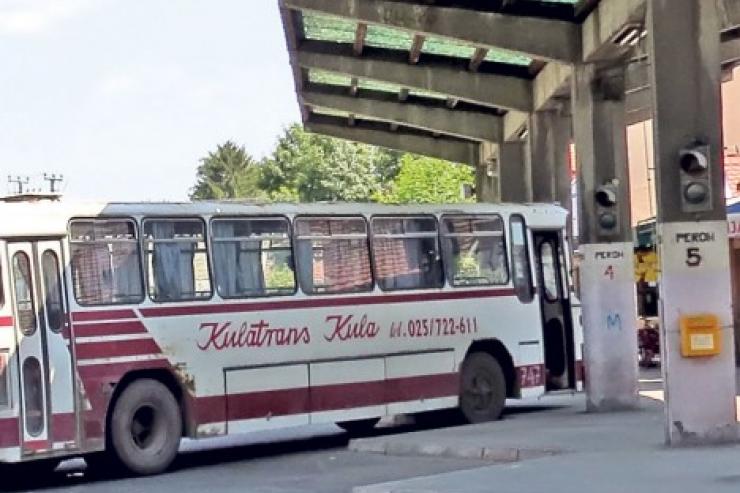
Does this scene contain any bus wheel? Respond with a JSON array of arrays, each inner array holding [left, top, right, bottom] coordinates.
[[336, 418, 380, 435], [108, 379, 182, 475], [459, 352, 506, 424]]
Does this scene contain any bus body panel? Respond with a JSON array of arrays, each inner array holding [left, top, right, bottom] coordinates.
[[0, 200, 579, 463]]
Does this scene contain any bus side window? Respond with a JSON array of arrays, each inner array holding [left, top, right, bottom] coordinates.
[[371, 216, 443, 291], [211, 217, 296, 298], [143, 218, 212, 302], [441, 214, 509, 287], [294, 217, 373, 295], [510, 215, 534, 303], [69, 219, 144, 306]]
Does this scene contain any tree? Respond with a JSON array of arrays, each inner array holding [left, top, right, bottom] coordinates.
[[259, 124, 399, 202], [190, 141, 264, 200], [376, 154, 474, 204]]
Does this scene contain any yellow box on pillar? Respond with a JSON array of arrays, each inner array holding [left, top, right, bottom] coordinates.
[[680, 314, 721, 357]]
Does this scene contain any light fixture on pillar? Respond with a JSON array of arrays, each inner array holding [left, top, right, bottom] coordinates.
[[595, 179, 620, 236], [678, 142, 713, 213], [612, 23, 645, 48]]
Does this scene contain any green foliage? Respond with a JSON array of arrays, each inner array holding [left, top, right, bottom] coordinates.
[[376, 154, 474, 204], [259, 124, 399, 202], [190, 141, 265, 200], [264, 262, 296, 291]]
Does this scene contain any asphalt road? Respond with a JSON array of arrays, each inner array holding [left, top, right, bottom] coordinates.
[[2, 415, 490, 493]]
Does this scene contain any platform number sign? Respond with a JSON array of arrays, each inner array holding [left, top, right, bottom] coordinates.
[[676, 232, 714, 268]]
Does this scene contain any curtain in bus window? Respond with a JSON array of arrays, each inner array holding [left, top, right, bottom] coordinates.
[[69, 219, 144, 306], [151, 222, 195, 301], [212, 221, 265, 298]]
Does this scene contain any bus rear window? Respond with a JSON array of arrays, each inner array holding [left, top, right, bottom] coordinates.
[[69, 219, 144, 306], [294, 217, 373, 295]]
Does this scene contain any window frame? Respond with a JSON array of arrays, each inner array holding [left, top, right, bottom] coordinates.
[[68, 217, 146, 307], [370, 214, 444, 292], [440, 214, 510, 288], [12, 251, 37, 336], [293, 215, 374, 296], [40, 249, 64, 333], [209, 215, 298, 299], [142, 216, 214, 303], [509, 214, 535, 304]]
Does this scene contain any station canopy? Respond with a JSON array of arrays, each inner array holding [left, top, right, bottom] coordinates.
[[279, 0, 740, 164]]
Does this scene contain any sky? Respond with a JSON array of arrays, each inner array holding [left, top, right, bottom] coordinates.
[[0, 0, 301, 201]]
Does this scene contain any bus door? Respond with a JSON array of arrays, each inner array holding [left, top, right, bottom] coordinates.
[[8, 241, 77, 454], [531, 231, 576, 391]]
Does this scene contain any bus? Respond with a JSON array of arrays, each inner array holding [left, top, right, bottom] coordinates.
[[0, 199, 582, 475]]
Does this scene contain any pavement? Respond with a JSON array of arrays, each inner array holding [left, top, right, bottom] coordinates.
[[350, 372, 740, 493]]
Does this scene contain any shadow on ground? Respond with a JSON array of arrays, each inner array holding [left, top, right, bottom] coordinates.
[[0, 404, 567, 491]]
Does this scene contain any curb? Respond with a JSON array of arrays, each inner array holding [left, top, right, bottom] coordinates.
[[348, 438, 563, 463]]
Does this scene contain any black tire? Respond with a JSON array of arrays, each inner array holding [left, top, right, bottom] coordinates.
[[336, 418, 380, 434], [459, 352, 507, 424], [108, 379, 182, 475]]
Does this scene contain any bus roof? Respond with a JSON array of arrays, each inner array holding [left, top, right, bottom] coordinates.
[[0, 200, 568, 237]]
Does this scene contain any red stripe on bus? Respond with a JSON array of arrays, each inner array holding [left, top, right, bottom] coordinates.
[[73, 321, 149, 338], [24, 439, 50, 451], [199, 372, 460, 424], [51, 413, 76, 443], [0, 316, 13, 327], [75, 339, 161, 360], [77, 358, 170, 379], [71, 309, 137, 323], [139, 289, 517, 318], [0, 417, 18, 447]]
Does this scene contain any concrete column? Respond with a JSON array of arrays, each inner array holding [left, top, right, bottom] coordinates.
[[572, 63, 639, 412], [648, 0, 737, 445], [499, 141, 530, 203], [476, 141, 500, 203], [529, 110, 573, 209]]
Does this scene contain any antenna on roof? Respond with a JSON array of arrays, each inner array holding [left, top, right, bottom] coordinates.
[[43, 173, 64, 193], [7, 175, 29, 195]]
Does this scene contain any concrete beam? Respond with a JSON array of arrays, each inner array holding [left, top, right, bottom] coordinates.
[[503, 111, 528, 142], [302, 88, 503, 141], [285, 0, 582, 63], [305, 116, 480, 164], [296, 42, 533, 112], [723, 35, 740, 66], [581, 0, 646, 62], [720, 0, 740, 30]]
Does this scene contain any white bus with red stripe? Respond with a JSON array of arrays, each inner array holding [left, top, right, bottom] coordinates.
[[0, 199, 582, 474]]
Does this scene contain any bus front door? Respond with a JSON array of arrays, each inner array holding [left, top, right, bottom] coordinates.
[[532, 231, 576, 391], [8, 241, 77, 455]]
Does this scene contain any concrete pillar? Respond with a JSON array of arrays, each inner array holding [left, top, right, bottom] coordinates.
[[476, 141, 500, 203], [648, 0, 737, 445], [529, 110, 572, 209], [572, 63, 639, 412], [499, 141, 530, 203]]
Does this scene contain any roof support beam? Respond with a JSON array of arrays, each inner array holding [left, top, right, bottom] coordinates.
[[306, 116, 480, 164], [469, 48, 488, 72], [297, 43, 533, 112], [354, 23, 367, 56], [284, 0, 582, 62], [409, 34, 425, 64], [303, 88, 503, 141]]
